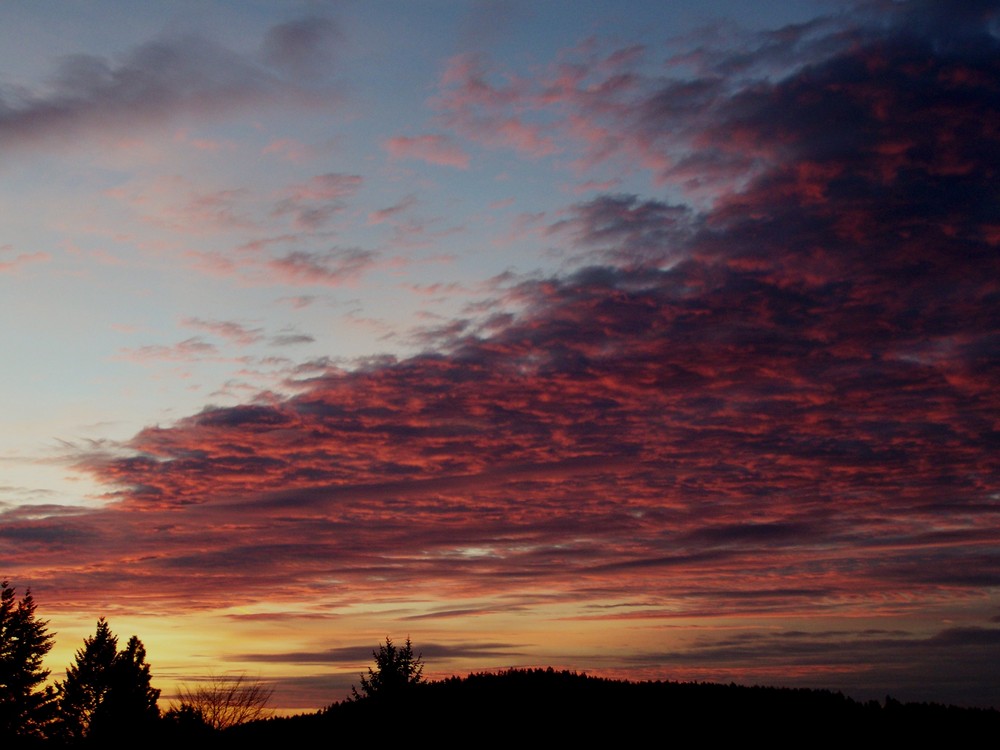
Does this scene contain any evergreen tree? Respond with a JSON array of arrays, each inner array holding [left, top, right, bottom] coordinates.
[[91, 635, 160, 738], [56, 618, 117, 742], [351, 636, 424, 701], [0, 581, 56, 740], [57, 618, 160, 741]]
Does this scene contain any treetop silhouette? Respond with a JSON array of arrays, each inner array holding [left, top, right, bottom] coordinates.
[[351, 636, 424, 701], [0, 580, 56, 740], [56, 617, 160, 741]]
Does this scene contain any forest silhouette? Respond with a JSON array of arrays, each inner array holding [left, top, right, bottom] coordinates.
[[3, 581, 999, 746]]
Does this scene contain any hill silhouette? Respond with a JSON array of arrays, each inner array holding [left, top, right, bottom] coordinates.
[[220, 668, 1000, 745]]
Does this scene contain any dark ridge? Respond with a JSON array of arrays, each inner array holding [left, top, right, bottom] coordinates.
[[219, 668, 1000, 745]]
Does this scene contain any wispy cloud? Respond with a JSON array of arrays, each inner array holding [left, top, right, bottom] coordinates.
[[434, 53, 557, 157], [269, 333, 315, 347], [383, 134, 471, 169], [271, 173, 363, 230], [266, 248, 377, 286], [238, 641, 524, 666], [0, 247, 49, 272], [368, 194, 418, 225], [117, 337, 218, 363], [181, 318, 264, 346], [0, 17, 340, 155], [619, 625, 1000, 705]]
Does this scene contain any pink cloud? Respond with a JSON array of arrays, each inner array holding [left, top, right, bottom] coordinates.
[[117, 337, 218, 363], [272, 173, 363, 230], [173, 129, 237, 152], [283, 174, 362, 202], [569, 178, 622, 194], [108, 177, 260, 235], [384, 135, 470, 169], [368, 195, 417, 225], [489, 118, 557, 157], [0, 249, 50, 272], [266, 248, 377, 286], [277, 295, 317, 309], [261, 138, 317, 163], [181, 318, 263, 346]]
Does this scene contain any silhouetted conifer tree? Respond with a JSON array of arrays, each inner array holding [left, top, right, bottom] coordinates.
[[0, 581, 56, 741], [351, 636, 424, 700], [56, 618, 160, 741]]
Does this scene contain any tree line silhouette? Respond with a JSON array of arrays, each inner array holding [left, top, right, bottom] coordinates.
[[1, 581, 268, 745], [3, 580, 999, 746], [2, 581, 163, 744]]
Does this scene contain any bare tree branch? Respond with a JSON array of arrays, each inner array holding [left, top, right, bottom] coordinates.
[[176, 673, 274, 730]]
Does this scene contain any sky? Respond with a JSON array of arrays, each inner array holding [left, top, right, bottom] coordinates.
[[1, 0, 998, 712]]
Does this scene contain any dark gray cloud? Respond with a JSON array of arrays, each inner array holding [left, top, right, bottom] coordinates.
[[548, 194, 694, 266], [261, 17, 340, 80], [269, 333, 315, 347], [0, 17, 338, 154], [238, 641, 526, 665], [621, 625, 1000, 706]]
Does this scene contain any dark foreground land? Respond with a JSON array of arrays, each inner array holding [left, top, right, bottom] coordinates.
[[13, 668, 997, 746], [218, 669, 999, 746]]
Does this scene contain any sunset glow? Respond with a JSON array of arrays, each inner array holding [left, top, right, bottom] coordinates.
[[1, 0, 998, 711]]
